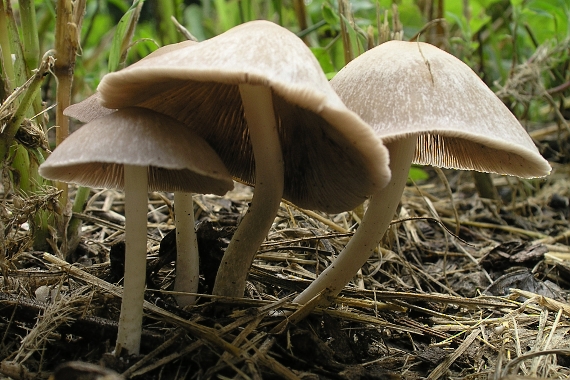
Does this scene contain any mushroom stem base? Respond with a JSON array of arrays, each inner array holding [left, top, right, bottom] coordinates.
[[293, 136, 417, 305]]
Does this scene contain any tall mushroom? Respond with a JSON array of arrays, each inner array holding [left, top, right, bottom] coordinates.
[[293, 40, 552, 305], [95, 20, 392, 298], [39, 107, 233, 355]]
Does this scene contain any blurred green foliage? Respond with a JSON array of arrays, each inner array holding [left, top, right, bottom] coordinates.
[[67, 0, 569, 121], [9, 0, 565, 119]]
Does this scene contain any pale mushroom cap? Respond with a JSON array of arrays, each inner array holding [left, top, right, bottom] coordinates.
[[64, 40, 198, 123], [40, 107, 234, 195], [331, 40, 551, 179], [63, 92, 115, 123], [96, 20, 391, 213]]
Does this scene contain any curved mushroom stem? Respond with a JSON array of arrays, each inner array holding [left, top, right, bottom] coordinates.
[[212, 84, 284, 297], [173, 191, 199, 307], [115, 164, 148, 356], [293, 137, 417, 305]]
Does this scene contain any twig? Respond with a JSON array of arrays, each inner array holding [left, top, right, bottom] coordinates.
[[426, 329, 481, 380], [440, 217, 548, 239]]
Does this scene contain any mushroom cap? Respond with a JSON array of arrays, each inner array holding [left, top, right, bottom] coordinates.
[[63, 92, 115, 123], [40, 107, 234, 195], [96, 20, 391, 213], [64, 40, 199, 123], [331, 40, 551, 179]]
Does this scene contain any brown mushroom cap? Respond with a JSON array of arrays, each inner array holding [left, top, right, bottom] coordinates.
[[96, 20, 391, 213], [40, 107, 233, 195], [331, 40, 551, 179]]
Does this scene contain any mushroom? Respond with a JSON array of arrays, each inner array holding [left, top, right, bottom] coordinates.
[[63, 40, 206, 309], [39, 107, 233, 355], [293, 40, 552, 305], [95, 20, 392, 298]]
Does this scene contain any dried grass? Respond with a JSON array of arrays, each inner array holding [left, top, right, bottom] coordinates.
[[1, 141, 570, 379]]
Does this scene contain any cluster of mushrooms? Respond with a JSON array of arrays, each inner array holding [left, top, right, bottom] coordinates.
[[40, 20, 551, 357]]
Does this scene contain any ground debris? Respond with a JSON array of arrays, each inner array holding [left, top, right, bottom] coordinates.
[[1, 147, 570, 378]]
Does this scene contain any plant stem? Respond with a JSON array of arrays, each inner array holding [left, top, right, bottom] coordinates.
[[0, 1, 15, 90], [271, 0, 282, 25], [18, 0, 42, 114], [4, 1, 28, 88], [18, 0, 39, 74], [338, 0, 354, 64], [53, 0, 85, 231], [157, 0, 178, 45], [65, 186, 92, 255], [212, 84, 284, 298], [54, 0, 75, 209], [292, 0, 309, 44], [11, 144, 30, 192], [119, 1, 144, 70]]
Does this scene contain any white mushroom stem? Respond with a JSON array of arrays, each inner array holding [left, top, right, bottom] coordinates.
[[173, 191, 199, 306], [115, 164, 148, 356], [212, 84, 284, 297], [293, 137, 417, 305]]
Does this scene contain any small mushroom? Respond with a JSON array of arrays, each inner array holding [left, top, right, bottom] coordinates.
[[96, 20, 391, 298], [62, 40, 203, 310], [39, 107, 233, 355], [293, 41, 552, 305]]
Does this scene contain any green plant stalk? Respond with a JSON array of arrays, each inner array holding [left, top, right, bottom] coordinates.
[[0, 67, 6, 101], [65, 186, 91, 254], [157, 0, 177, 45], [10, 144, 31, 193], [108, 1, 144, 72], [4, 1, 27, 88], [0, 1, 15, 90], [119, 1, 144, 69], [18, 0, 40, 75], [32, 208, 53, 251], [29, 152, 52, 251], [37, 5, 55, 48], [271, 0, 282, 25], [18, 0, 42, 115], [338, 0, 354, 64], [213, 0, 232, 32], [238, 0, 253, 23], [293, 0, 308, 41]]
